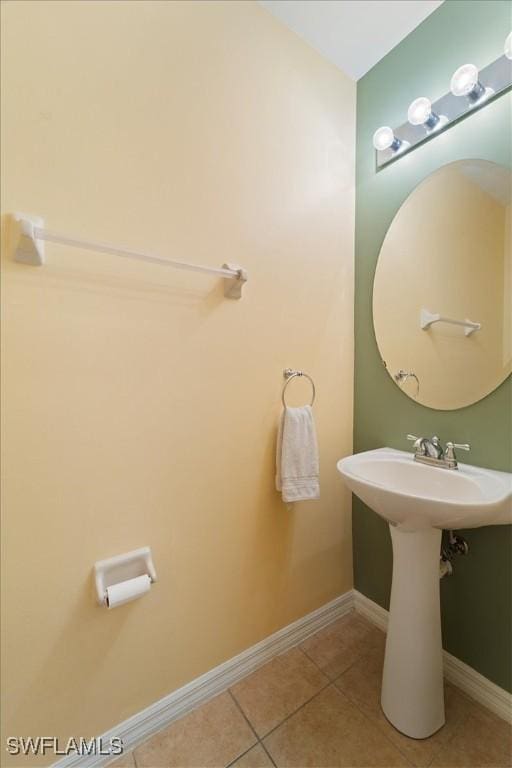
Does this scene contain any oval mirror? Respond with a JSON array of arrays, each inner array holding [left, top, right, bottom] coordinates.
[[373, 159, 511, 410]]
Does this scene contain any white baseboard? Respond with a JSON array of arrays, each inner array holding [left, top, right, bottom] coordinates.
[[53, 587, 511, 767], [442, 653, 512, 724], [353, 589, 512, 725], [53, 591, 354, 768], [353, 589, 389, 631]]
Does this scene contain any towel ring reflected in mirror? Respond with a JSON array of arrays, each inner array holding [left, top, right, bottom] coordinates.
[[394, 369, 420, 399], [282, 368, 316, 407]]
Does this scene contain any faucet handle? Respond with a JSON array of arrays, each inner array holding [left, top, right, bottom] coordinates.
[[445, 441, 470, 467], [406, 434, 427, 455]]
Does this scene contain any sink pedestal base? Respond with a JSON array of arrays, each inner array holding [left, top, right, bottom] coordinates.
[[381, 524, 445, 739]]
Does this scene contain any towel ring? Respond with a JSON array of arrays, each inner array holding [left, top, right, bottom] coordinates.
[[282, 368, 316, 407], [394, 369, 420, 399]]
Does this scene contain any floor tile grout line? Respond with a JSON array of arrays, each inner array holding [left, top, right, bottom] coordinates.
[[228, 643, 334, 743], [247, 621, 389, 743], [331, 672, 483, 768], [300, 631, 387, 685], [328, 680, 416, 768], [228, 688, 261, 741], [223, 742, 257, 768], [257, 679, 333, 742], [128, 633, 345, 768], [294, 643, 335, 681], [332, 655, 491, 768], [225, 687, 264, 766], [116, 613, 509, 768], [258, 740, 278, 768], [424, 706, 474, 768], [331, 660, 405, 765], [124, 619, 487, 768], [297, 643, 327, 672], [328, 637, 504, 768], [137, 620, 390, 767], [330, 656, 423, 768], [298, 613, 385, 664], [424, 722, 460, 767], [223, 730, 278, 768]]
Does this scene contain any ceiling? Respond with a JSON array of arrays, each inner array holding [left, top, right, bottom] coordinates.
[[258, 0, 444, 80]]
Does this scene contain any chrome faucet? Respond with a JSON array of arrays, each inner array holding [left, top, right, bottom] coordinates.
[[406, 435, 470, 469]]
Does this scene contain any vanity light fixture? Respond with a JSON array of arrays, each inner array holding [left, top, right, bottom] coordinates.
[[373, 40, 512, 169], [407, 97, 440, 129], [505, 32, 512, 60], [450, 64, 486, 102], [373, 126, 401, 152]]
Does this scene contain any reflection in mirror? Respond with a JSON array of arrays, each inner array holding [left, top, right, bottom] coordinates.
[[373, 160, 511, 410]]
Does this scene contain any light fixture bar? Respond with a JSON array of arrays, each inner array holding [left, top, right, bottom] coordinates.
[[375, 51, 511, 169]]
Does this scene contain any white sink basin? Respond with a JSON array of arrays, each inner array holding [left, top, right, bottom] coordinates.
[[336, 447, 512, 741], [337, 447, 512, 531]]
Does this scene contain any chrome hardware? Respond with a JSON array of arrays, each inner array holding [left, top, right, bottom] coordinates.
[[444, 442, 471, 469], [394, 370, 420, 398], [440, 531, 469, 578], [406, 435, 471, 469], [426, 435, 444, 459], [374, 48, 512, 169], [406, 434, 442, 458], [282, 369, 316, 407], [439, 555, 453, 579], [447, 530, 470, 556]]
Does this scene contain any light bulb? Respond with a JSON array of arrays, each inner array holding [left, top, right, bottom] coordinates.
[[450, 63, 484, 101], [373, 126, 400, 152], [407, 97, 440, 129], [505, 32, 512, 60], [408, 97, 431, 125]]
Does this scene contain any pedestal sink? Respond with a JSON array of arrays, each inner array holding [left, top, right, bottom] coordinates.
[[337, 447, 512, 739]]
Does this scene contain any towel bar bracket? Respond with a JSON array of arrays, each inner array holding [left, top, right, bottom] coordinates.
[[222, 263, 248, 299], [11, 213, 45, 266]]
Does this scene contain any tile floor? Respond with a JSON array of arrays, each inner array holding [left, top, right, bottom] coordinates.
[[110, 611, 512, 768]]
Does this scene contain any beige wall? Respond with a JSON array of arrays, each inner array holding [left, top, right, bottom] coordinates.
[[0, 1, 355, 761], [373, 163, 511, 410]]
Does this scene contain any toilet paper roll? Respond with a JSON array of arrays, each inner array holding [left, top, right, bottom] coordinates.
[[105, 575, 151, 608]]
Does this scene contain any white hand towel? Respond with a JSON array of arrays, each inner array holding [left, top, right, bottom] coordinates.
[[276, 405, 320, 502]]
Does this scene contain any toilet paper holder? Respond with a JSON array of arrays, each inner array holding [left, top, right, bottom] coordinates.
[[94, 546, 157, 606]]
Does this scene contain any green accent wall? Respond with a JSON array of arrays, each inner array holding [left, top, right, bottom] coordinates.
[[354, 0, 512, 692]]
